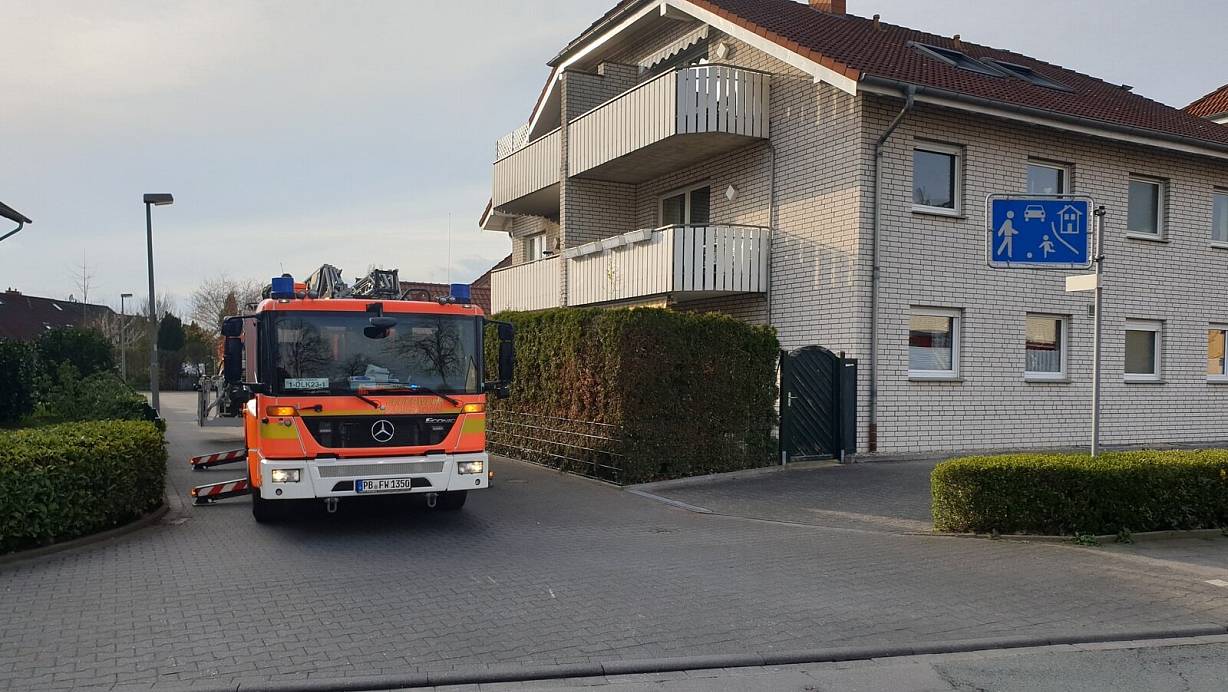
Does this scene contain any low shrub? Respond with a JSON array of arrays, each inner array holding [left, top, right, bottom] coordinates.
[[0, 420, 166, 553], [35, 327, 114, 378], [0, 340, 37, 425], [932, 451, 1228, 536], [28, 364, 158, 427]]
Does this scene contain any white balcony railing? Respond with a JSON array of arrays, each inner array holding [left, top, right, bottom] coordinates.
[[491, 128, 561, 210], [565, 225, 770, 306], [491, 256, 561, 313]]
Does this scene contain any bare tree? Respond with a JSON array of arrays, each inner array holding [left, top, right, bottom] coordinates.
[[188, 276, 262, 334]]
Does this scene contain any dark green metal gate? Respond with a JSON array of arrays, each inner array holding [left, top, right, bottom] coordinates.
[[780, 346, 857, 462]]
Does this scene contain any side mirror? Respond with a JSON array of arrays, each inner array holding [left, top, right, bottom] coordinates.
[[221, 317, 244, 338], [222, 337, 243, 384], [498, 339, 515, 385]]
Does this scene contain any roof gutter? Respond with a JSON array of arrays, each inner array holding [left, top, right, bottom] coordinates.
[[867, 84, 914, 454], [0, 201, 32, 244], [860, 75, 1228, 161]]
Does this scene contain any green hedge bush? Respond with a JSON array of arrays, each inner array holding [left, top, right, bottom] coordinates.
[[28, 363, 158, 427], [0, 420, 166, 554], [35, 327, 114, 379], [488, 307, 779, 484], [0, 340, 37, 425], [932, 451, 1228, 535]]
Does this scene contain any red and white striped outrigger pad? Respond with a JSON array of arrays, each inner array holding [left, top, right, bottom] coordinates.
[[189, 448, 247, 470], [190, 477, 250, 505]]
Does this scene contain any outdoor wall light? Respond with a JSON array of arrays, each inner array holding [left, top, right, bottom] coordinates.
[[714, 41, 731, 60], [726, 184, 738, 202]]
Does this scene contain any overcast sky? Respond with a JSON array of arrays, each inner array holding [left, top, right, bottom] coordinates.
[[2, 0, 1224, 313]]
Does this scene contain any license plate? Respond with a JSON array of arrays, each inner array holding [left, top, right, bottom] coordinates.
[[355, 478, 415, 494]]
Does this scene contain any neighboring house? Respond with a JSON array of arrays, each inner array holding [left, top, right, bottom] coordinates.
[[0, 289, 116, 341], [1185, 84, 1228, 125], [481, 0, 1228, 455]]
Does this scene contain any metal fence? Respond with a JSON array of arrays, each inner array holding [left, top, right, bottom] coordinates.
[[486, 410, 625, 484]]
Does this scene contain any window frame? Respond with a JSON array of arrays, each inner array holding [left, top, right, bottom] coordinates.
[[908, 306, 962, 380], [911, 142, 963, 217], [1123, 318, 1163, 383], [1126, 175, 1166, 240], [658, 181, 712, 226], [525, 232, 546, 262], [1208, 325, 1228, 382], [1026, 161, 1071, 196], [1023, 313, 1070, 382], [1212, 188, 1228, 247]]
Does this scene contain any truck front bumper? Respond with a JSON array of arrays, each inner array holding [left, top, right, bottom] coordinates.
[[257, 453, 489, 500]]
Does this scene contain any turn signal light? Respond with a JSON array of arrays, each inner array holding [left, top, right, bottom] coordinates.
[[265, 405, 298, 417], [462, 403, 485, 414]]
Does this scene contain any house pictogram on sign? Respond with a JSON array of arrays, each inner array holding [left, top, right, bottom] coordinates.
[[1057, 204, 1083, 235]]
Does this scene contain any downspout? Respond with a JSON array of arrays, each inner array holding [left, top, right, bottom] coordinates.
[[0, 221, 25, 244], [868, 85, 915, 453], [766, 142, 777, 327]]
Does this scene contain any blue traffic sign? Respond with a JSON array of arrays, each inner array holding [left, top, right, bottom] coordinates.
[[987, 196, 1093, 269]]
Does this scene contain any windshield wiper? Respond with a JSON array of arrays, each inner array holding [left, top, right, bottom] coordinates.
[[275, 386, 381, 409], [359, 385, 460, 408]]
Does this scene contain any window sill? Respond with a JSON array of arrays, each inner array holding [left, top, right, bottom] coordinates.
[[1208, 378, 1228, 384], [908, 374, 963, 382], [1125, 233, 1168, 243], [1211, 242, 1228, 250], [1123, 377, 1165, 384], [1024, 375, 1070, 384], [911, 206, 965, 219]]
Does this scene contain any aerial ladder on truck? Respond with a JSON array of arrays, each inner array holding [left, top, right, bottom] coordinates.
[[189, 264, 515, 522]]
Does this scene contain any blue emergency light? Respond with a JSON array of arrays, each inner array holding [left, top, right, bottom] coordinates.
[[450, 283, 471, 303], [270, 275, 296, 299]]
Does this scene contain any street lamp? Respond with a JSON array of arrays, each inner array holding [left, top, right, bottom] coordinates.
[[120, 293, 133, 383], [143, 193, 173, 413]]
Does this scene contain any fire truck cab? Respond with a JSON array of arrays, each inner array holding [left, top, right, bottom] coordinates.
[[220, 272, 513, 522]]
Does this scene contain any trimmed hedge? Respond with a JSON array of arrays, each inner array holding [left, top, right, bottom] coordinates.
[[28, 364, 158, 427], [489, 307, 779, 484], [0, 420, 167, 553], [932, 451, 1228, 536], [0, 340, 37, 425]]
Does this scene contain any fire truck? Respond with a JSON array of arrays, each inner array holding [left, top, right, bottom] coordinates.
[[192, 266, 514, 522]]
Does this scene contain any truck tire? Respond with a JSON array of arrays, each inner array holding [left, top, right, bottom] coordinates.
[[433, 491, 467, 511], [251, 489, 283, 523]]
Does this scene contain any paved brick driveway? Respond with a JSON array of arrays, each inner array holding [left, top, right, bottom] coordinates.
[[2, 392, 1228, 691]]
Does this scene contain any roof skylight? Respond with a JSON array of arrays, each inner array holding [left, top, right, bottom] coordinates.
[[52, 303, 63, 311], [982, 58, 1072, 91], [910, 42, 1005, 78]]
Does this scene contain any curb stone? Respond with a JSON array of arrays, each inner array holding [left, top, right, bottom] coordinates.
[[914, 527, 1227, 544], [149, 625, 1228, 692], [626, 459, 838, 492], [0, 504, 169, 569]]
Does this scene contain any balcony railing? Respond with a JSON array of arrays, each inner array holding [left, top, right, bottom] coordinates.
[[565, 224, 770, 306], [568, 65, 770, 181], [491, 256, 561, 313], [491, 128, 561, 213]]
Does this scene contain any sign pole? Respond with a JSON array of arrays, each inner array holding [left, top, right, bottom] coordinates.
[[1091, 206, 1106, 457]]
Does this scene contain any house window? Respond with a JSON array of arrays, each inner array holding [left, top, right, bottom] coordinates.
[[1213, 190, 1228, 244], [1124, 319, 1162, 382], [1027, 162, 1069, 195], [912, 144, 961, 215], [909, 308, 961, 379], [525, 233, 546, 261], [1209, 327, 1228, 380], [910, 43, 1006, 77], [1127, 176, 1164, 237], [659, 184, 711, 226], [1025, 314, 1067, 380]]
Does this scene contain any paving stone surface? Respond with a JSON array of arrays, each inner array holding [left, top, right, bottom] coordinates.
[[2, 393, 1228, 691]]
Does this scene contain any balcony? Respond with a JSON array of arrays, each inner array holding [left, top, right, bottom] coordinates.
[[566, 224, 770, 307], [568, 65, 771, 183], [491, 256, 561, 313], [491, 128, 560, 217]]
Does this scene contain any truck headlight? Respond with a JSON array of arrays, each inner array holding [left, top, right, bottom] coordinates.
[[270, 468, 301, 483], [457, 460, 484, 475]]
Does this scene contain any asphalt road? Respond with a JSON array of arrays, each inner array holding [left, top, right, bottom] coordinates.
[[2, 392, 1228, 691]]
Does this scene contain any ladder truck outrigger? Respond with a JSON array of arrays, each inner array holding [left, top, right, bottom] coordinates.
[[190, 265, 515, 522]]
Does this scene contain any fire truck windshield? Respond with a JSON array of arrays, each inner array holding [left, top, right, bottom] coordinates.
[[270, 312, 481, 396]]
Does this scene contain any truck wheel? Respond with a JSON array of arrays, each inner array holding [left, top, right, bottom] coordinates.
[[433, 491, 467, 511], [251, 489, 283, 523]]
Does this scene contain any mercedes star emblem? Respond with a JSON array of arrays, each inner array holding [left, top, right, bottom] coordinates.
[[370, 419, 396, 443]]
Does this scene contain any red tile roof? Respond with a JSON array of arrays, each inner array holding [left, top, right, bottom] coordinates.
[[0, 290, 116, 342], [688, 0, 1228, 150], [1185, 84, 1228, 120]]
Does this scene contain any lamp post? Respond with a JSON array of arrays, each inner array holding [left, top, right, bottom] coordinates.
[[120, 293, 133, 383], [143, 193, 173, 412]]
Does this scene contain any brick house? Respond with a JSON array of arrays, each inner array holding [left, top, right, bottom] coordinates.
[[481, 0, 1228, 454], [0, 289, 116, 341], [1185, 84, 1228, 126]]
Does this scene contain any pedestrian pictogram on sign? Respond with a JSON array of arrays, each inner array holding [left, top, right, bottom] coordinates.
[[986, 196, 1094, 269]]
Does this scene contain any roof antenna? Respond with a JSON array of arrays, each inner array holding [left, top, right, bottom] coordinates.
[[447, 213, 453, 285]]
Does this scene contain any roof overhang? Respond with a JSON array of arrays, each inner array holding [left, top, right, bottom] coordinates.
[[479, 201, 516, 232], [860, 76, 1228, 163], [0, 200, 31, 225]]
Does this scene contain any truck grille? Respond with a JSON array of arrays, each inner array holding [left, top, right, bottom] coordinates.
[[301, 415, 458, 449], [317, 462, 445, 478]]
